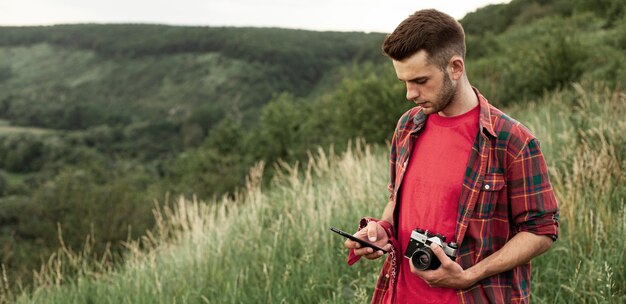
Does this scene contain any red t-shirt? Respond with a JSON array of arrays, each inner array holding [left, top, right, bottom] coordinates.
[[387, 105, 479, 303]]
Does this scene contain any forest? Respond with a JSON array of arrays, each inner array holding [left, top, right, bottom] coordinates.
[[0, 0, 624, 296]]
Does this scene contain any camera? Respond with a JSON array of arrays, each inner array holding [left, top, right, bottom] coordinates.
[[404, 228, 458, 270]]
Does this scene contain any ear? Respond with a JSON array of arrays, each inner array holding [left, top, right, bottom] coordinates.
[[448, 55, 465, 80]]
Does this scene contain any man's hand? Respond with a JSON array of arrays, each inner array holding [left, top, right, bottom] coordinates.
[[410, 232, 553, 290], [344, 221, 392, 260], [410, 244, 475, 289]]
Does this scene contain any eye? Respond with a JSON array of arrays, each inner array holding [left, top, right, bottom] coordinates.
[[412, 78, 427, 85]]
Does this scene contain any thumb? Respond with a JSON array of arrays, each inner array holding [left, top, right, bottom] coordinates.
[[366, 221, 378, 242], [430, 243, 449, 262]]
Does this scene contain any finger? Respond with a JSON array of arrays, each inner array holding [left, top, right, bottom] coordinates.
[[409, 257, 417, 273], [366, 221, 378, 242], [409, 260, 426, 277], [354, 246, 374, 256], [383, 244, 393, 252], [344, 239, 360, 249], [430, 243, 451, 265], [364, 250, 385, 260], [354, 227, 368, 238]]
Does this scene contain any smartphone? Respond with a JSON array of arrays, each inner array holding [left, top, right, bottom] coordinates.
[[330, 226, 388, 253]]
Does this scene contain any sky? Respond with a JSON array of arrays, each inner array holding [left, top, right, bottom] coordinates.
[[0, 0, 510, 33]]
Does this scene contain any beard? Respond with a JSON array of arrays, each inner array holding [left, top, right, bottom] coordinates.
[[431, 71, 457, 114]]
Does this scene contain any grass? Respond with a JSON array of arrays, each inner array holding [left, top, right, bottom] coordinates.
[[10, 142, 387, 303], [3, 83, 625, 303], [508, 83, 625, 303]]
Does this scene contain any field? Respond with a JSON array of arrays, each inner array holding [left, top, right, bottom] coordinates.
[[4, 83, 622, 303]]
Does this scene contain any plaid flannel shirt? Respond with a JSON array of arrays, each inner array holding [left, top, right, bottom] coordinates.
[[372, 89, 559, 304]]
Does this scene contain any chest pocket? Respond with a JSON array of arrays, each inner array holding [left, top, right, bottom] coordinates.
[[472, 173, 506, 219]]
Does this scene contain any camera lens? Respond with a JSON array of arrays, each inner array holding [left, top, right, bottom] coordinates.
[[419, 254, 430, 265], [411, 247, 441, 270]]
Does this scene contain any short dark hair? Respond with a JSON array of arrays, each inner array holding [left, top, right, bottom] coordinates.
[[382, 9, 466, 70]]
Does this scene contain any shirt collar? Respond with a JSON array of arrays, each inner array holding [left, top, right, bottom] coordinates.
[[475, 87, 497, 138]]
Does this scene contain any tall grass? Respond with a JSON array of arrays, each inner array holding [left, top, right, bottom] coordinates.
[[509, 83, 625, 303], [4, 84, 625, 303], [8, 141, 389, 303]]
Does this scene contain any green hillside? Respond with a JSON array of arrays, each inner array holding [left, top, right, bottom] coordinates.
[[11, 84, 625, 303], [0, 25, 385, 149], [0, 26, 391, 284], [0, 0, 625, 299]]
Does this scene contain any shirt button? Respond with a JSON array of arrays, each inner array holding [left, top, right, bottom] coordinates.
[[385, 274, 390, 279], [484, 184, 490, 190]]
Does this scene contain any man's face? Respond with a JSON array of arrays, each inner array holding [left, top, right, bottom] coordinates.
[[392, 50, 456, 116]]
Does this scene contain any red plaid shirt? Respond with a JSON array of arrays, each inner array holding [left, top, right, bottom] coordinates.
[[369, 89, 559, 304]]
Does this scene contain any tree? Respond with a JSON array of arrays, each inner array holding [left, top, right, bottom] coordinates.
[[332, 63, 410, 144]]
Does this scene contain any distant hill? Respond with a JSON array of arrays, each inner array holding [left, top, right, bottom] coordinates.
[[0, 25, 385, 133]]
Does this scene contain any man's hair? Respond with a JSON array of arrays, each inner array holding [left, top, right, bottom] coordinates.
[[382, 9, 466, 70]]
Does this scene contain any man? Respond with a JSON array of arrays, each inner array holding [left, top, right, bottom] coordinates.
[[344, 9, 559, 304]]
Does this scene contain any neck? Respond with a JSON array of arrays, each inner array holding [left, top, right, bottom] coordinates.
[[438, 78, 479, 117]]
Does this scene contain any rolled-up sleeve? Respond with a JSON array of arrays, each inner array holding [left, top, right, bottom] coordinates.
[[507, 138, 559, 240]]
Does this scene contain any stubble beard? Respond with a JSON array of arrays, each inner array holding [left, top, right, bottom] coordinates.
[[432, 71, 457, 115]]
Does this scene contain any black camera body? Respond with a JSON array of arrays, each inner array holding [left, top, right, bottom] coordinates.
[[404, 228, 458, 270]]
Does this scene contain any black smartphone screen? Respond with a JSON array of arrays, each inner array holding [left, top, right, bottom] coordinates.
[[330, 226, 387, 253]]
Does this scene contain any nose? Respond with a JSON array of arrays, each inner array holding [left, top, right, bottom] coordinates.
[[406, 82, 419, 102]]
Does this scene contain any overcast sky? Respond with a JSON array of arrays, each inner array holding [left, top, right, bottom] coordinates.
[[0, 0, 510, 33]]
